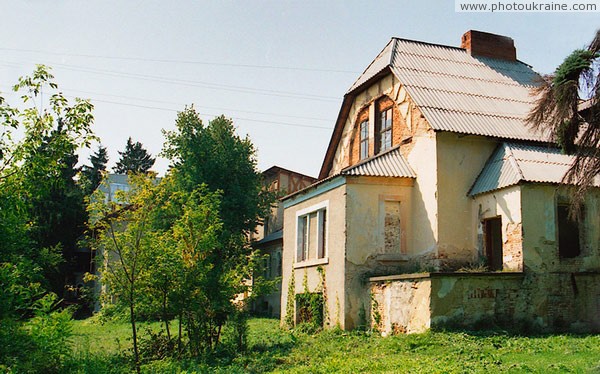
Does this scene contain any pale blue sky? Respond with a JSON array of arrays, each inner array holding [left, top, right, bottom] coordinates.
[[0, 1, 597, 177]]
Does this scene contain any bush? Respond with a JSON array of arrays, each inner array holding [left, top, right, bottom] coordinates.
[[0, 294, 74, 373]]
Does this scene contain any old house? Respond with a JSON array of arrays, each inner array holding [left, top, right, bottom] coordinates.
[[281, 30, 600, 333], [251, 166, 316, 317]]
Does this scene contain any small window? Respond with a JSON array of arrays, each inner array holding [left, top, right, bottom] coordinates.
[[359, 120, 369, 160], [483, 217, 503, 271], [557, 204, 582, 259], [377, 108, 393, 153], [296, 205, 328, 263]]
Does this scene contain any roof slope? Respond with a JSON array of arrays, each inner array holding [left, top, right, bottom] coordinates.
[[284, 147, 415, 202], [320, 36, 545, 179], [468, 143, 598, 196], [352, 37, 543, 140], [341, 146, 416, 178]]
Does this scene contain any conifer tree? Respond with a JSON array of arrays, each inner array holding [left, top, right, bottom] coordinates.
[[81, 145, 108, 195], [114, 137, 155, 174], [527, 30, 600, 212]]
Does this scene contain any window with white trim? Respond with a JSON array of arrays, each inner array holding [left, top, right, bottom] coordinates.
[[296, 202, 328, 263]]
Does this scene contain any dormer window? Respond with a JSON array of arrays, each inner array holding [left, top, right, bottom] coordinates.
[[359, 120, 369, 160], [377, 107, 393, 153]]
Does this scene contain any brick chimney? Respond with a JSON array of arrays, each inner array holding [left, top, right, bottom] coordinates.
[[461, 30, 516, 61]]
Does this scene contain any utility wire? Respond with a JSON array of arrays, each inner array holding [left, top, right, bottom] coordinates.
[[0, 46, 360, 74], [60, 87, 333, 122], [0, 59, 340, 102], [64, 95, 333, 130]]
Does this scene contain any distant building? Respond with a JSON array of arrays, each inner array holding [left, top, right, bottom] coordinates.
[[251, 166, 316, 317]]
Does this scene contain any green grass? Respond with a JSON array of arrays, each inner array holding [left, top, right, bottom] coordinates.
[[68, 318, 600, 373]]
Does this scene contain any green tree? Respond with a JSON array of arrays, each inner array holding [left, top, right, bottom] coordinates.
[[81, 145, 109, 195], [527, 30, 600, 209], [114, 137, 155, 174], [89, 174, 160, 373], [0, 65, 95, 372], [162, 108, 271, 236], [161, 107, 274, 353]]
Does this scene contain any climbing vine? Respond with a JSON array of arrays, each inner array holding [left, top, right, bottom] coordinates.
[[284, 266, 296, 329], [295, 268, 324, 332], [316, 266, 329, 327], [370, 291, 382, 333]]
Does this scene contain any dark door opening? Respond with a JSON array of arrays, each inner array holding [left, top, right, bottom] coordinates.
[[484, 217, 503, 271]]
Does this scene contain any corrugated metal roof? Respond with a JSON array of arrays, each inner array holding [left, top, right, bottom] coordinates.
[[341, 147, 416, 178], [468, 143, 596, 196], [348, 37, 546, 141], [348, 40, 394, 92]]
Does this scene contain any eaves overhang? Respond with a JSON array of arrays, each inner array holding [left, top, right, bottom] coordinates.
[[282, 175, 346, 209]]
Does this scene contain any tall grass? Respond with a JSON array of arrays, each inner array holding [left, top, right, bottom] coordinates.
[[68, 318, 600, 373]]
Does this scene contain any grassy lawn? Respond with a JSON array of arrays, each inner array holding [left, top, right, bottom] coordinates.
[[69, 318, 600, 373]]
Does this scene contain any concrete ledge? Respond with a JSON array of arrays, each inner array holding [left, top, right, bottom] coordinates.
[[369, 271, 525, 283], [294, 257, 329, 269]]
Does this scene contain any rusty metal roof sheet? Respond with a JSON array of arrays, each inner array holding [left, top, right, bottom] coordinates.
[[468, 143, 592, 196], [348, 37, 546, 141], [341, 146, 416, 178]]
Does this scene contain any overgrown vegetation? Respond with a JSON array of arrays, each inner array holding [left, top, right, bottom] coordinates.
[[64, 317, 600, 373], [88, 107, 275, 371], [0, 65, 96, 372]]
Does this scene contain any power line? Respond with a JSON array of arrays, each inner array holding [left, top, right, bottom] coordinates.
[[66, 96, 334, 130], [0, 59, 341, 102], [0, 46, 360, 74], [60, 87, 333, 122]]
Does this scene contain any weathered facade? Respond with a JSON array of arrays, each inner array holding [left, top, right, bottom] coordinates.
[[251, 166, 315, 317], [281, 30, 600, 333]]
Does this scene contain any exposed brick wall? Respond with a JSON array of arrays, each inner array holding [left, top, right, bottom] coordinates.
[[346, 95, 412, 169], [347, 106, 369, 167], [504, 222, 523, 271]]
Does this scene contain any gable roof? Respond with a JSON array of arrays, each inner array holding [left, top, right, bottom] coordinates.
[[320, 36, 545, 179], [468, 143, 599, 196]]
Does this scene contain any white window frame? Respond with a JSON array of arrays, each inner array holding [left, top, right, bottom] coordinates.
[[295, 200, 329, 268]]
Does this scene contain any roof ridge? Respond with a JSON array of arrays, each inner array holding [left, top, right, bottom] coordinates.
[[391, 37, 465, 51], [504, 143, 525, 181]]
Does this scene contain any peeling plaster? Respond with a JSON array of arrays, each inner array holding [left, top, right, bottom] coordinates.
[[437, 277, 457, 298]]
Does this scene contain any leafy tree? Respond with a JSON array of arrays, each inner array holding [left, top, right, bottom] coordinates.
[[162, 108, 271, 236], [89, 174, 160, 373], [0, 65, 95, 372], [81, 145, 108, 195], [161, 107, 274, 353], [114, 137, 155, 174], [527, 30, 600, 209]]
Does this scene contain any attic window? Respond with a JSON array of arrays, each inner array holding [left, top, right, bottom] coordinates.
[[377, 107, 393, 153], [359, 120, 369, 160]]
